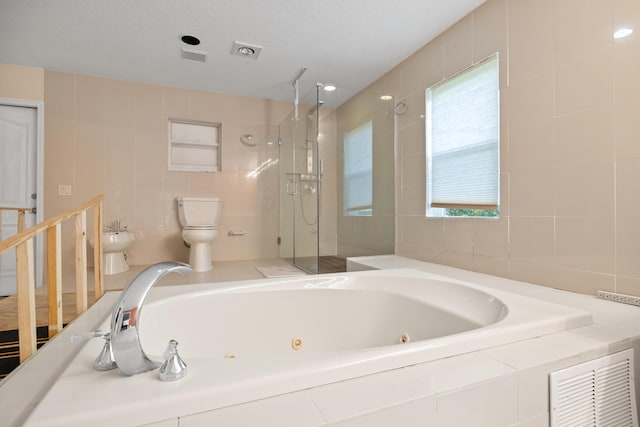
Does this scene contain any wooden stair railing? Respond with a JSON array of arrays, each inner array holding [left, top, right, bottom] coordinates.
[[0, 206, 31, 237], [0, 195, 105, 363]]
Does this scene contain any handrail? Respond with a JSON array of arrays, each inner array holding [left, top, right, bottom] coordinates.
[[0, 195, 105, 363]]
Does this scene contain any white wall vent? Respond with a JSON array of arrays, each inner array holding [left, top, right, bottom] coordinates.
[[550, 349, 638, 427]]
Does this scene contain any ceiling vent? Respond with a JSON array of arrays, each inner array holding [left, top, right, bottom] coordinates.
[[231, 41, 262, 59], [181, 47, 207, 63]]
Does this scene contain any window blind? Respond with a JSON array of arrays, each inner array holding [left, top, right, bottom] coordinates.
[[344, 121, 373, 216], [427, 54, 499, 210]]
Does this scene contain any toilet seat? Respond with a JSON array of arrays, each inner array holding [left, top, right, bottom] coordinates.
[[183, 225, 218, 230]]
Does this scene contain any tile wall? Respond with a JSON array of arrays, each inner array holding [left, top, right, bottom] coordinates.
[[367, 0, 640, 296], [0, 63, 44, 101], [43, 71, 292, 267]]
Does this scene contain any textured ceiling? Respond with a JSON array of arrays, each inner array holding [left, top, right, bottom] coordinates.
[[0, 0, 485, 106]]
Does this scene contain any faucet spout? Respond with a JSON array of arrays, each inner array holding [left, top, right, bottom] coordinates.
[[110, 261, 192, 376]]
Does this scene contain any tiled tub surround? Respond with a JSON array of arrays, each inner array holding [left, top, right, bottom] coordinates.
[[3, 262, 638, 427]]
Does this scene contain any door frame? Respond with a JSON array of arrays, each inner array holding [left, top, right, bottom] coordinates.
[[0, 97, 45, 287]]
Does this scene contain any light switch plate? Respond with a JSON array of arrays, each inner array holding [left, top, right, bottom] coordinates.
[[58, 185, 72, 196]]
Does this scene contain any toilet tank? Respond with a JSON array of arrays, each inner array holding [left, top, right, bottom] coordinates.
[[176, 197, 223, 227]]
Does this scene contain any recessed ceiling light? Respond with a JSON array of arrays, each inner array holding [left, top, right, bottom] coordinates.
[[180, 34, 201, 46], [380, 95, 393, 100], [237, 46, 255, 56], [323, 84, 336, 92], [231, 41, 263, 59], [614, 28, 633, 39]]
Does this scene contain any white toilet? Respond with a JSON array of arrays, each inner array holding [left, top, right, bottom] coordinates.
[[176, 196, 223, 272]]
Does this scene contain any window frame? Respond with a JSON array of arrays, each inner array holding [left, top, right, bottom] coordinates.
[[425, 54, 500, 218]]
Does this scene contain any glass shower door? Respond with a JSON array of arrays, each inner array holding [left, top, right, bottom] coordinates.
[[278, 89, 320, 274], [278, 108, 295, 266]]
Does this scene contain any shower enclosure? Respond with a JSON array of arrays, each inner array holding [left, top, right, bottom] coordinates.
[[278, 86, 324, 273], [278, 84, 395, 274]]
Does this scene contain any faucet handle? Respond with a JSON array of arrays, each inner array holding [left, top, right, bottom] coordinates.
[[94, 332, 117, 371], [71, 330, 117, 371], [159, 340, 187, 381], [71, 329, 109, 343]]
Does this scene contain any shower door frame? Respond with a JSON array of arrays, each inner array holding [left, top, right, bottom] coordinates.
[[278, 86, 321, 274]]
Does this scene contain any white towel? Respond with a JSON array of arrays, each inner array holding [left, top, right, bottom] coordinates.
[[255, 265, 306, 278]]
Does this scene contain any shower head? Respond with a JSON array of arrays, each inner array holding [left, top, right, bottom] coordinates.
[[307, 101, 325, 119]]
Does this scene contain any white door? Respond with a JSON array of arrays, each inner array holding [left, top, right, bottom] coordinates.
[[0, 104, 38, 296]]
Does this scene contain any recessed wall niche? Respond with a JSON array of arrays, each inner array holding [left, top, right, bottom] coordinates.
[[168, 119, 221, 172]]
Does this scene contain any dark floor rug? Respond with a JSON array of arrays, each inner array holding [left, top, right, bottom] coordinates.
[[0, 326, 51, 380]]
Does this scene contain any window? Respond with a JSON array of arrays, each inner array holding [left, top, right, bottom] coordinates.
[[168, 119, 221, 172], [343, 121, 373, 216], [426, 54, 500, 218]]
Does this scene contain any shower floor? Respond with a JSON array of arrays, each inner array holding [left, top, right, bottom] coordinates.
[[287, 256, 347, 274]]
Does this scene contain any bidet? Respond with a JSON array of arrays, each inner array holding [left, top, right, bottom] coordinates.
[[91, 230, 135, 274]]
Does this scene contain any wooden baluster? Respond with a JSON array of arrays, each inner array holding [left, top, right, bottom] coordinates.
[[47, 223, 63, 337], [17, 209, 26, 233], [93, 201, 104, 299], [75, 211, 88, 315], [16, 239, 36, 362]]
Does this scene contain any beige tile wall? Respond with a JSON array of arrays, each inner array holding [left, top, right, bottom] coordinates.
[[43, 71, 292, 267], [0, 63, 44, 101], [368, 0, 640, 296]]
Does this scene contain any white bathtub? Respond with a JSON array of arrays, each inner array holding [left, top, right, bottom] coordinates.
[[139, 273, 509, 359], [25, 268, 593, 427]]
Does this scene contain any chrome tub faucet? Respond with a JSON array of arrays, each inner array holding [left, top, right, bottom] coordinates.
[[110, 261, 192, 376]]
